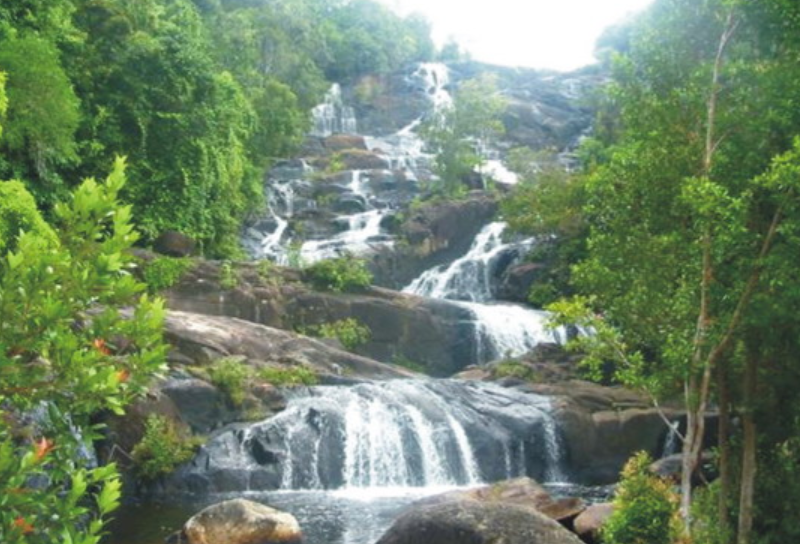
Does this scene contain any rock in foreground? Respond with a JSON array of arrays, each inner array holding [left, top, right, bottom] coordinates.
[[176, 498, 301, 544], [417, 477, 585, 522], [376, 500, 584, 544]]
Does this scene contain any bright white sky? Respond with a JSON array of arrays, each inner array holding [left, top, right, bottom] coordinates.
[[379, 0, 655, 71]]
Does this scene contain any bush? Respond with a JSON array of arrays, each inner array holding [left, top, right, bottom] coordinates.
[[258, 366, 319, 386], [602, 451, 680, 544], [208, 357, 252, 406], [304, 255, 372, 292], [0, 159, 167, 543], [0, 180, 57, 254], [492, 360, 539, 381], [306, 318, 371, 350], [141, 256, 194, 293], [131, 415, 200, 480], [219, 260, 239, 290]]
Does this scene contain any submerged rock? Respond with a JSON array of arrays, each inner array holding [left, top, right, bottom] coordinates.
[[174, 498, 301, 544], [376, 500, 584, 544]]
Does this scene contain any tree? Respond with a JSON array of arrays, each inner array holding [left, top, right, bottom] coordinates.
[[0, 34, 80, 203], [421, 74, 506, 196], [547, 1, 800, 541]]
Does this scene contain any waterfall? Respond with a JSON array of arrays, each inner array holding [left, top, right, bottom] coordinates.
[[404, 222, 565, 361], [311, 84, 357, 137], [661, 420, 681, 458], [412, 62, 453, 113], [181, 380, 568, 493], [405, 222, 515, 301]]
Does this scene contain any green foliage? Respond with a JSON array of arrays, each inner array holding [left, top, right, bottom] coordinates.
[[500, 155, 588, 306], [141, 256, 194, 293], [391, 355, 426, 374], [0, 159, 167, 542], [258, 365, 319, 387], [0, 34, 80, 202], [691, 483, 733, 544], [421, 74, 506, 196], [208, 357, 251, 406], [131, 415, 200, 480], [0, 71, 6, 137], [304, 255, 373, 292], [492, 361, 538, 382], [0, 180, 57, 255], [602, 452, 680, 544], [0, 422, 122, 544], [305, 318, 371, 350], [219, 260, 238, 290]]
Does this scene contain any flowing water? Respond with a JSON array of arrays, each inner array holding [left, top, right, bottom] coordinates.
[[404, 221, 566, 362]]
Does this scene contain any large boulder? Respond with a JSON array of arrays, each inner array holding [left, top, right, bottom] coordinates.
[[418, 477, 585, 523], [164, 260, 485, 375], [176, 499, 301, 544], [573, 503, 614, 544], [376, 500, 584, 544], [162, 309, 414, 380]]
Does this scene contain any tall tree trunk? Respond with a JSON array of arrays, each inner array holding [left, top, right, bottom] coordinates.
[[737, 349, 758, 544], [718, 358, 732, 540]]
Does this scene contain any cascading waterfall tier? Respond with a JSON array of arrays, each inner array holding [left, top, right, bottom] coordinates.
[[173, 380, 567, 494], [311, 83, 357, 137], [245, 63, 456, 263], [404, 221, 565, 361]]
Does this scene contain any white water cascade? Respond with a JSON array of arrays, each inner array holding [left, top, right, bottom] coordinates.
[[404, 222, 565, 362], [311, 83, 357, 137], [185, 380, 567, 493]]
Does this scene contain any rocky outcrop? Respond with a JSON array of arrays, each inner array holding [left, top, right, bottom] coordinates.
[[173, 499, 301, 544], [164, 260, 483, 376], [573, 503, 614, 544], [523, 380, 677, 484], [376, 500, 585, 544], [370, 193, 499, 289], [162, 309, 413, 380], [496, 262, 546, 303]]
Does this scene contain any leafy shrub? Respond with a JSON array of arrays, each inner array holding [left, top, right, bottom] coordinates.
[[219, 260, 238, 290], [142, 256, 194, 293], [0, 159, 167, 543], [258, 366, 319, 386], [131, 415, 200, 480], [306, 318, 371, 350], [602, 451, 680, 544], [492, 361, 539, 381], [690, 482, 731, 544], [208, 357, 252, 406], [304, 255, 372, 292], [0, 180, 57, 254]]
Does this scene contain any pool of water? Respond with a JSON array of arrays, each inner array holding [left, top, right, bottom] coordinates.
[[105, 483, 614, 544]]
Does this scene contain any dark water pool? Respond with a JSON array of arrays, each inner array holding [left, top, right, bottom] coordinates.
[[105, 483, 614, 544]]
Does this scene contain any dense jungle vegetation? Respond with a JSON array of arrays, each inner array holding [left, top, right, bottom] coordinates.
[[1, 0, 799, 543]]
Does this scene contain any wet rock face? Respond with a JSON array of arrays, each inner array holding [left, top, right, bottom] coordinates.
[[159, 380, 564, 497], [369, 194, 499, 290], [375, 500, 585, 544]]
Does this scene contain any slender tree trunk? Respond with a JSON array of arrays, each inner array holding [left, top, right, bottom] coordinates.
[[737, 349, 758, 544], [682, 12, 740, 532], [718, 358, 732, 540]]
